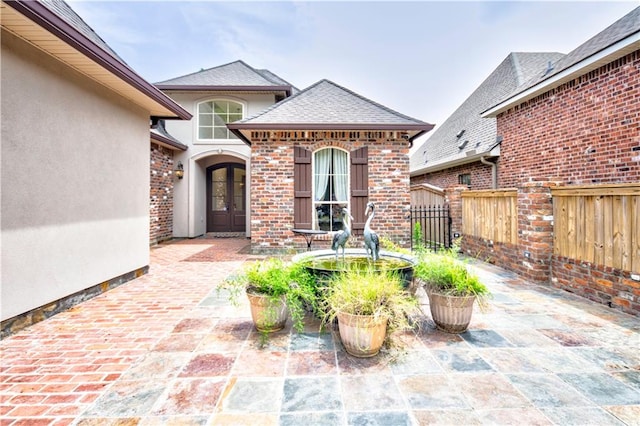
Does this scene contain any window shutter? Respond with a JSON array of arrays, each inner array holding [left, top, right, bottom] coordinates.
[[294, 146, 312, 229], [350, 147, 368, 235]]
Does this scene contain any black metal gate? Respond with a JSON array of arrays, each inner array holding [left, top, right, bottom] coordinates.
[[410, 205, 452, 251]]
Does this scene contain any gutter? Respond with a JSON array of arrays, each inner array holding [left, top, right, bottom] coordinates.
[[480, 156, 497, 189], [5, 0, 192, 120]]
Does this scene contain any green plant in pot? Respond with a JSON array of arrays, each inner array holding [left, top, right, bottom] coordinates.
[[321, 266, 420, 357], [223, 258, 319, 341], [414, 248, 490, 333]]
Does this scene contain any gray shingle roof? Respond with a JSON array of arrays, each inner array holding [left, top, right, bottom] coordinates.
[[154, 60, 295, 89], [40, 0, 126, 64], [410, 52, 564, 173], [486, 6, 640, 115], [234, 79, 432, 127]]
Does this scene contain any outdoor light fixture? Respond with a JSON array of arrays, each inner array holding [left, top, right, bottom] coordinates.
[[174, 161, 184, 179]]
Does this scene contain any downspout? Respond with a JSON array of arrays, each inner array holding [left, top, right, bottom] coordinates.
[[480, 156, 497, 189]]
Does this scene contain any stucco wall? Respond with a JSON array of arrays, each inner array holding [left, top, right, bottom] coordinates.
[[1, 31, 150, 321], [163, 92, 265, 237]]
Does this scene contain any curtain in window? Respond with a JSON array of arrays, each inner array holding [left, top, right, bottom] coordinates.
[[314, 149, 331, 201], [333, 150, 348, 201]]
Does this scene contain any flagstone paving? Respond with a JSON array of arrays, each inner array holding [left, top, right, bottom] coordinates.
[[1, 238, 639, 425]]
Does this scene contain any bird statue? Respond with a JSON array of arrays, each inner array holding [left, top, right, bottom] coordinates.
[[331, 207, 353, 261], [364, 202, 380, 261]]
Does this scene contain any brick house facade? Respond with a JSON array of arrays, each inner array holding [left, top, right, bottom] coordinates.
[[468, 8, 640, 316], [229, 80, 433, 253]]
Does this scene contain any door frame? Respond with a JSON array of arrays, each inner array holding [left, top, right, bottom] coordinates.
[[206, 162, 246, 233]]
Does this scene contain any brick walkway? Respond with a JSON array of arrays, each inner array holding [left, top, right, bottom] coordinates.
[[1, 239, 639, 425]]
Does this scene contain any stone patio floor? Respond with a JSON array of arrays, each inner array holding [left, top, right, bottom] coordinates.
[[1, 238, 639, 425]]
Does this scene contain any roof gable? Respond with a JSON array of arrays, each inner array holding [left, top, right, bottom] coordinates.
[[410, 52, 564, 174], [484, 7, 640, 117], [154, 60, 296, 94], [228, 79, 434, 145]]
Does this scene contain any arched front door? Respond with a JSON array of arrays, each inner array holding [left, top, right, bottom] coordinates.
[[206, 163, 246, 233]]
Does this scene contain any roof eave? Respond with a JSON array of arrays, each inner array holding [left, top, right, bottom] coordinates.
[[482, 33, 640, 118], [410, 145, 500, 177], [150, 132, 188, 151], [3, 0, 192, 121], [156, 85, 292, 97]]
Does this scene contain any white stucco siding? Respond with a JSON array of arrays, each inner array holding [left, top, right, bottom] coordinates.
[[163, 92, 259, 238], [1, 31, 150, 321]]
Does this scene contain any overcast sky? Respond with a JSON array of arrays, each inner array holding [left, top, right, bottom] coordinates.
[[68, 1, 638, 152]]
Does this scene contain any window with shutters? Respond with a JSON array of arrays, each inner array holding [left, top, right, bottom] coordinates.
[[313, 148, 349, 231]]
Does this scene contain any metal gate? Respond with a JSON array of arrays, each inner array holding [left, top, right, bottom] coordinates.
[[410, 205, 452, 251]]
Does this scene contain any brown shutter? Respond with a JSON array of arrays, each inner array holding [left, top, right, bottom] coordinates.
[[294, 146, 312, 229], [350, 147, 368, 235]]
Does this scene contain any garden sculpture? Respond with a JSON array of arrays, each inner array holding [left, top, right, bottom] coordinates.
[[332, 207, 353, 261], [364, 202, 380, 261]]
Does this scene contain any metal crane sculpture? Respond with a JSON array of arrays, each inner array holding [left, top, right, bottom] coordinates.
[[364, 202, 380, 261], [331, 207, 353, 261]]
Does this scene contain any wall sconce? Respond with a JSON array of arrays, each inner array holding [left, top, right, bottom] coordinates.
[[174, 161, 184, 179]]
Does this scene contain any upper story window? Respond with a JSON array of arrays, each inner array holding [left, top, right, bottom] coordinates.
[[313, 147, 349, 231], [198, 100, 243, 140]]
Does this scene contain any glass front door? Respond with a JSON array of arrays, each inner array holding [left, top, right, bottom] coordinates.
[[206, 163, 246, 232]]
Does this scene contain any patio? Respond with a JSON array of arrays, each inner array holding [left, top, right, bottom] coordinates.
[[1, 238, 639, 425]]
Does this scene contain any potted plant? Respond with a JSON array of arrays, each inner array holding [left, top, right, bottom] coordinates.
[[223, 258, 319, 339], [414, 248, 490, 333], [321, 266, 420, 357]]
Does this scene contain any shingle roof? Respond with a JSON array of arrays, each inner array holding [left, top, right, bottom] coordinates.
[[150, 120, 187, 151], [39, 0, 125, 63], [234, 79, 432, 127], [154, 60, 296, 91], [410, 52, 564, 174], [484, 6, 640, 116]]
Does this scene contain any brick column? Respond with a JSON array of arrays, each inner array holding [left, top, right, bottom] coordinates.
[[444, 184, 467, 242], [517, 181, 556, 283]]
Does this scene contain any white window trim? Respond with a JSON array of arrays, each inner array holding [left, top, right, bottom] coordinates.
[[312, 147, 350, 232], [195, 98, 246, 145]]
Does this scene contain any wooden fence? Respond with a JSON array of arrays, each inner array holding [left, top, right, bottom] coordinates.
[[462, 189, 518, 245], [552, 184, 640, 272], [410, 183, 444, 207]]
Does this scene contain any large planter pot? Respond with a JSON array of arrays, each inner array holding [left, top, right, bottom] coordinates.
[[337, 311, 387, 357], [426, 291, 476, 334], [246, 291, 289, 332]]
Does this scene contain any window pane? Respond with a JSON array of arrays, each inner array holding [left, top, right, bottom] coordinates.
[[228, 113, 242, 123], [214, 128, 228, 139], [199, 114, 213, 126], [213, 115, 227, 127], [230, 104, 243, 114], [199, 127, 213, 139], [199, 102, 213, 113], [214, 101, 228, 114]]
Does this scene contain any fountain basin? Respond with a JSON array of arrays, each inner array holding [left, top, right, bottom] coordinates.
[[292, 249, 417, 292]]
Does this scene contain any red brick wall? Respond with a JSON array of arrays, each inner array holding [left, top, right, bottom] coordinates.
[[150, 143, 175, 245], [250, 131, 412, 253], [497, 51, 640, 187], [465, 50, 640, 316], [412, 161, 494, 190]]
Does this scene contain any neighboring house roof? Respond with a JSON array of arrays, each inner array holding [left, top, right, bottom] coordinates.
[[150, 119, 188, 151], [1, 0, 191, 120], [154, 60, 297, 97], [410, 52, 564, 176], [228, 79, 434, 145], [484, 6, 640, 117]]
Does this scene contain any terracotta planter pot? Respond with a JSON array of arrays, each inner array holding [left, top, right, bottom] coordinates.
[[337, 311, 387, 357], [246, 291, 289, 332], [426, 291, 476, 334]]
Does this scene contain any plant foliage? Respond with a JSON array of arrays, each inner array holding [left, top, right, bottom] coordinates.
[[322, 266, 419, 339]]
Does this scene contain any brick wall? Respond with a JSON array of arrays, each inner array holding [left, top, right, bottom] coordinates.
[[454, 50, 640, 316], [412, 161, 494, 190], [497, 51, 640, 187], [150, 143, 175, 245], [250, 131, 411, 253]]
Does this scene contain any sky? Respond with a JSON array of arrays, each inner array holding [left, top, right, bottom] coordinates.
[[68, 1, 638, 153]]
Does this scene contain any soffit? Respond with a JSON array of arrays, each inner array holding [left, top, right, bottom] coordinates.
[[1, 2, 187, 119]]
